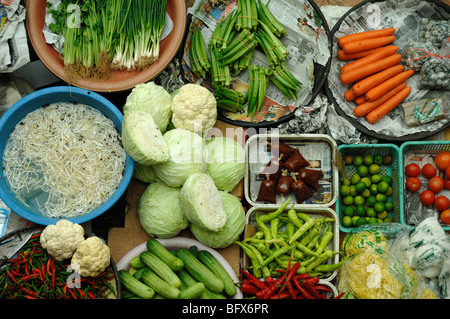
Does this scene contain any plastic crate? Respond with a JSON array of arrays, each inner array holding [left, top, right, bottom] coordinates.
[[336, 144, 401, 233], [399, 141, 450, 231]]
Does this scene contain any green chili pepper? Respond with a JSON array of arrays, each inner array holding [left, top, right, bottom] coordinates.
[[247, 244, 271, 278], [234, 241, 262, 278], [262, 244, 294, 266], [255, 213, 272, 243], [306, 250, 339, 272], [287, 207, 304, 228], [313, 255, 349, 273], [315, 230, 334, 256], [288, 217, 316, 244], [257, 197, 292, 224], [296, 242, 319, 257]]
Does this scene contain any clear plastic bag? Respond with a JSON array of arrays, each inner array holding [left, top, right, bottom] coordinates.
[[418, 57, 450, 90], [418, 18, 450, 48]]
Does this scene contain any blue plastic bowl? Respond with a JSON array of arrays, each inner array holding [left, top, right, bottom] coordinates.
[[0, 86, 134, 225]]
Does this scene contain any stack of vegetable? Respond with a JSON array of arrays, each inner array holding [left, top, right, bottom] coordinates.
[[47, 0, 167, 79], [235, 200, 347, 280], [188, 0, 302, 119], [337, 28, 414, 124], [0, 220, 116, 299], [119, 239, 238, 299]]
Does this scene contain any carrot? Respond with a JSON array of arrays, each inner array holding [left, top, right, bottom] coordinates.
[[365, 69, 415, 101], [340, 45, 398, 74], [343, 36, 396, 54], [340, 53, 402, 85], [355, 95, 367, 105], [365, 86, 411, 124], [352, 64, 404, 96], [338, 28, 396, 48], [352, 82, 407, 117], [337, 47, 384, 61], [344, 87, 357, 101]]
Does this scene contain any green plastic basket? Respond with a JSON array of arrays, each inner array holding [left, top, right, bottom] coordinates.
[[399, 141, 450, 231], [337, 144, 401, 233]]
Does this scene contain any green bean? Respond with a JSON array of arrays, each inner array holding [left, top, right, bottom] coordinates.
[[257, 197, 292, 223]]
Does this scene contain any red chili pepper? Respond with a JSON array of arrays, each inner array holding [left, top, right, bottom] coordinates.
[[294, 273, 310, 280], [314, 285, 332, 292], [256, 275, 285, 299], [264, 276, 276, 284], [77, 288, 86, 299], [87, 291, 97, 299], [270, 292, 290, 299], [303, 281, 325, 299], [240, 282, 260, 295], [292, 277, 315, 299], [286, 282, 297, 299], [19, 286, 38, 298], [9, 269, 21, 276], [239, 268, 268, 290], [29, 233, 41, 240], [7, 271, 17, 283], [334, 292, 345, 299], [303, 276, 319, 285], [67, 288, 78, 299], [51, 259, 55, 274], [21, 273, 39, 281], [279, 262, 301, 293], [41, 264, 45, 280]]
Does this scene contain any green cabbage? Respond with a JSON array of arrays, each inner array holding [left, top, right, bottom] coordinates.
[[190, 191, 245, 248], [121, 110, 169, 165], [153, 128, 207, 188], [133, 162, 157, 183], [137, 181, 189, 238], [205, 137, 246, 192], [123, 82, 172, 132], [180, 173, 227, 232]]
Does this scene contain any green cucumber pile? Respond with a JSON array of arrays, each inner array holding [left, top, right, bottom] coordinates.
[[119, 239, 237, 299]]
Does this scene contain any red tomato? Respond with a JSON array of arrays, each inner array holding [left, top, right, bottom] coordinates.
[[422, 163, 437, 178], [435, 151, 450, 171], [429, 176, 444, 193], [420, 190, 435, 206], [440, 209, 450, 225], [446, 166, 450, 178], [405, 163, 421, 177], [435, 196, 450, 211], [445, 178, 450, 190], [406, 177, 421, 192]]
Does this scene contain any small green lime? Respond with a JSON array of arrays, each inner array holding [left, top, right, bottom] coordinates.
[[384, 217, 393, 223], [385, 187, 393, 197], [366, 195, 377, 207], [377, 181, 390, 194], [374, 155, 383, 165], [355, 217, 368, 227], [369, 184, 379, 195], [353, 155, 363, 167], [357, 165, 369, 177], [349, 185, 358, 197], [374, 202, 385, 213], [371, 174, 382, 184], [366, 207, 377, 218], [355, 181, 367, 193], [361, 189, 371, 198], [340, 184, 350, 197], [342, 216, 353, 227], [355, 205, 366, 217], [343, 195, 354, 206], [377, 218, 384, 223], [363, 155, 374, 166], [354, 195, 365, 206], [369, 164, 381, 175], [343, 206, 355, 217], [381, 175, 393, 185], [377, 211, 388, 220], [343, 178, 351, 186], [352, 216, 360, 226], [344, 155, 353, 165], [385, 201, 393, 212], [376, 193, 387, 203], [368, 217, 379, 224], [383, 155, 392, 165], [360, 177, 372, 188], [350, 173, 361, 185]]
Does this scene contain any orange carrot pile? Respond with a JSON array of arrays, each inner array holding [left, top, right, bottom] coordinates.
[[337, 27, 414, 123]]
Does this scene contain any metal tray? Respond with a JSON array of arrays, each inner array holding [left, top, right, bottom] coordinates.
[[244, 133, 339, 209]]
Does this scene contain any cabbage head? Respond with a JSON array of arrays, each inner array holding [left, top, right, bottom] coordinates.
[[180, 173, 226, 232], [133, 162, 157, 183], [153, 128, 207, 188], [205, 137, 246, 192], [123, 82, 172, 132], [190, 191, 245, 248], [138, 181, 189, 238]]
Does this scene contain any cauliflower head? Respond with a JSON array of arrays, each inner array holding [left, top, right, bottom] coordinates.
[[71, 236, 111, 277], [40, 219, 85, 261], [171, 84, 217, 133]]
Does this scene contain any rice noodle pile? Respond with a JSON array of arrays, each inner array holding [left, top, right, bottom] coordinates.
[[3, 102, 126, 218]]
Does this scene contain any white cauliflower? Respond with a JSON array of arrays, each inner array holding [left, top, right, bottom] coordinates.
[[71, 236, 110, 277], [40, 219, 85, 261], [171, 84, 217, 133]]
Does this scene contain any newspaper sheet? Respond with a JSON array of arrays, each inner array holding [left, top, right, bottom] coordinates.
[[0, 0, 29, 73], [327, 0, 450, 139], [184, 0, 330, 124]]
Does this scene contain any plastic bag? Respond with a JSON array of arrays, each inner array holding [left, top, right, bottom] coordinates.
[[418, 57, 450, 90], [403, 41, 439, 72], [0, 74, 34, 118], [418, 18, 450, 48]]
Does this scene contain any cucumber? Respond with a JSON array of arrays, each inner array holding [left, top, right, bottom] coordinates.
[[197, 250, 236, 296], [132, 267, 147, 281], [141, 269, 181, 299], [119, 270, 155, 299], [121, 290, 142, 299], [140, 251, 181, 288], [130, 255, 146, 269], [180, 282, 205, 299], [178, 269, 226, 299], [146, 239, 184, 271], [175, 248, 224, 294]]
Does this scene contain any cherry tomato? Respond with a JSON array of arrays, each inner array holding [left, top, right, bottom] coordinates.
[[421, 163, 437, 178], [445, 178, 450, 190], [420, 190, 435, 206], [440, 209, 450, 225], [429, 176, 444, 193], [435, 196, 450, 211], [435, 151, 450, 171], [406, 177, 421, 192], [405, 163, 421, 177], [446, 166, 450, 178]]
